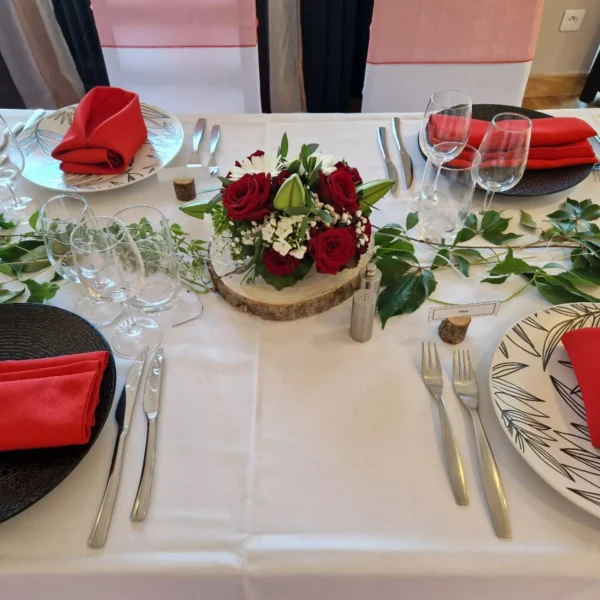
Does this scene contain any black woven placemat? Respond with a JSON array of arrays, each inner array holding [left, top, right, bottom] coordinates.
[[0, 303, 116, 523]]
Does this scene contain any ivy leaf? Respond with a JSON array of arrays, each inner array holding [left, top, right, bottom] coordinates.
[[480, 211, 521, 245], [278, 132, 289, 159], [273, 174, 305, 211], [535, 274, 599, 305], [453, 255, 470, 277], [582, 204, 600, 222], [0, 213, 15, 230], [377, 269, 436, 327], [453, 213, 478, 244], [546, 209, 574, 220], [519, 210, 537, 230], [24, 280, 60, 303], [432, 248, 450, 269], [488, 256, 537, 277], [376, 256, 413, 286], [357, 180, 395, 213], [481, 275, 509, 284], [0, 285, 25, 303], [452, 248, 483, 262], [0, 239, 45, 263], [406, 212, 418, 231], [481, 210, 502, 230], [481, 231, 521, 245]]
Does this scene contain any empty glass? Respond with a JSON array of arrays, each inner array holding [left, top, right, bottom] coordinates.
[[0, 114, 36, 219], [40, 194, 121, 326], [417, 144, 481, 245], [113, 206, 181, 312], [70, 216, 162, 358], [476, 113, 532, 212]]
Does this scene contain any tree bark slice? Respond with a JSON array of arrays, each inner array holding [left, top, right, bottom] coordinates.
[[438, 316, 471, 345]]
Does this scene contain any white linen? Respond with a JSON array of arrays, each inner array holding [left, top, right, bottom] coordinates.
[[1, 110, 600, 600]]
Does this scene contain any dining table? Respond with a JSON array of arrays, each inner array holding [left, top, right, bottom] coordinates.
[[2, 107, 600, 600]]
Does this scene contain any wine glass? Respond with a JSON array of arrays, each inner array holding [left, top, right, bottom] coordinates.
[[476, 113, 532, 212], [40, 194, 121, 326], [70, 216, 162, 358], [0, 114, 36, 220], [417, 144, 481, 245], [113, 206, 182, 312]]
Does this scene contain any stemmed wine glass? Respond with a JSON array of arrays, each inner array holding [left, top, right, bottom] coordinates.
[[0, 114, 36, 219], [476, 113, 532, 212], [419, 90, 472, 190], [40, 194, 122, 326], [70, 216, 162, 358]]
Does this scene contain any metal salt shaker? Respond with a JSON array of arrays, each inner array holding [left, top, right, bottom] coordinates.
[[350, 288, 377, 343], [360, 262, 382, 296]]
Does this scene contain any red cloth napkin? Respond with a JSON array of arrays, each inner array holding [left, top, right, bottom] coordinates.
[[51, 87, 147, 175], [429, 115, 597, 170], [0, 351, 109, 452], [562, 328, 600, 448]]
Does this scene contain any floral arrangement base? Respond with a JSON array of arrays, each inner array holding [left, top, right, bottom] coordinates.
[[208, 241, 372, 321]]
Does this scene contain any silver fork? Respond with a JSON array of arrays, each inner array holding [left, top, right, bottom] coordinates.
[[421, 342, 469, 506], [208, 125, 220, 176], [593, 163, 600, 183], [453, 349, 511, 539]]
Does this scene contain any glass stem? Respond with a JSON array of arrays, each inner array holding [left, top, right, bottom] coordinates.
[[431, 163, 443, 193], [121, 300, 138, 335], [482, 189, 495, 212], [7, 182, 22, 207]]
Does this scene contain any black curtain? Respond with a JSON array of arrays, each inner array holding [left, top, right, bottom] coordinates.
[[0, 52, 25, 109], [300, 0, 374, 112], [256, 0, 271, 113], [580, 51, 600, 103], [52, 0, 109, 92]]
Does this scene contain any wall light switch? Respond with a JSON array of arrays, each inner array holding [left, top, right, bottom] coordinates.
[[560, 9, 586, 32]]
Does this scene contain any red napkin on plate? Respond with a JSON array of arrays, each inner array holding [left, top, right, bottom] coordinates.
[[0, 351, 109, 452], [428, 115, 597, 170], [51, 87, 147, 175], [562, 328, 600, 448]]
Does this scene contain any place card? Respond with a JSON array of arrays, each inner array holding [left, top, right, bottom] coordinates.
[[428, 300, 500, 322]]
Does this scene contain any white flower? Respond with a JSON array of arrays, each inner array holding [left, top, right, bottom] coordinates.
[[290, 246, 307, 259], [262, 223, 275, 242], [275, 219, 294, 240], [313, 152, 337, 175], [229, 152, 282, 181], [273, 239, 292, 256]]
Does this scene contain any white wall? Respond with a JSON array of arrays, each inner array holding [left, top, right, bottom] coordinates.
[[531, 0, 600, 74]]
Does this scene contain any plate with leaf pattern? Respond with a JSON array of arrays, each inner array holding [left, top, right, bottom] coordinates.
[[490, 302, 600, 519], [20, 103, 184, 193]]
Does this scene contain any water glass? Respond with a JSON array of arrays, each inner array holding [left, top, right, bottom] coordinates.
[[417, 144, 481, 245], [476, 113, 532, 212], [70, 216, 162, 358], [40, 194, 120, 326], [0, 114, 36, 219], [113, 206, 181, 312]]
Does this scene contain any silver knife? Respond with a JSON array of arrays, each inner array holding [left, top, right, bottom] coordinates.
[[392, 117, 413, 189], [186, 118, 206, 167], [88, 348, 148, 548], [131, 348, 163, 521], [377, 127, 398, 193]]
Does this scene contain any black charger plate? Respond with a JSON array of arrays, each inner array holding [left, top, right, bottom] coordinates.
[[0, 303, 116, 523], [419, 104, 594, 197]]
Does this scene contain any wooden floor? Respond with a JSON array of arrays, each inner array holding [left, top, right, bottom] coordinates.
[[522, 74, 599, 110], [522, 94, 599, 110]]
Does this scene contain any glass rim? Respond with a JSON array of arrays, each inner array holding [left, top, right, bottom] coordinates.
[[491, 112, 533, 131], [429, 89, 472, 110], [70, 215, 130, 252], [431, 144, 481, 170], [40, 193, 88, 223], [113, 205, 168, 222]]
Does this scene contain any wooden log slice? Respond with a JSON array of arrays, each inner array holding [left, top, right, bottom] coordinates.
[[438, 316, 471, 344], [207, 241, 372, 321]]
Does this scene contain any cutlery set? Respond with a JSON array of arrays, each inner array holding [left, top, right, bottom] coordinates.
[[89, 347, 164, 548], [186, 118, 220, 176], [377, 117, 413, 191], [421, 342, 510, 539]]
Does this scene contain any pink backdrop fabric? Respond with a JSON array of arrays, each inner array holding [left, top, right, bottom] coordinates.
[[92, 0, 257, 48], [367, 0, 544, 65]]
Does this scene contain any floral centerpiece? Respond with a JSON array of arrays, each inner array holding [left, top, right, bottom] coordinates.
[[181, 134, 394, 290]]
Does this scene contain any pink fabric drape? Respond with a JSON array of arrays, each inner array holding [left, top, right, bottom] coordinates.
[[367, 0, 544, 65], [92, 0, 257, 47]]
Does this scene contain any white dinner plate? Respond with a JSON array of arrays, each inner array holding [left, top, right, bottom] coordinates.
[[20, 103, 184, 193], [490, 302, 600, 519]]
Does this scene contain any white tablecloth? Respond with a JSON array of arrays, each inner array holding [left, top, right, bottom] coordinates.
[[2, 109, 600, 600]]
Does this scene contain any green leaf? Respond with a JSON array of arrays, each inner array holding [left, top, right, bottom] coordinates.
[[481, 275, 509, 284], [546, 209, 574, 220], [481, 210, 502, 230], [273, 174, 306, 211], [356, 179, 395, 212], [318, 209, 332, 224], [20, 245, 51, 272], [582, 204, 600, 222], [279, 132, 289, 158], [453, 213, 478, 244], [454, 255, 470, 277], [0, 213, 16, 230], [377, 274, 415, 327], [307, 162, 322, 187], [535, 274, 599, 305], [305, 143, 319, 156], [179, 193, 222, 219], [519, 210, 537, 230], [374, 234, 412, 251], [0, 239, 45, 263], [376, 256, 413, 286], [432, 248, 450, 270], [298, 216, 310, 241], [24, 280, 60, 303], [406, 212, 418, 231], [284, 206, 312, 216], [287, 159, 301, 174], [0, 285, 25, 303], [488, 257, 536, 277], [452, 248, 483, 262], [0, 264, 14, 276], [217, 176, 232, 187], [481, 231, 521, 245]]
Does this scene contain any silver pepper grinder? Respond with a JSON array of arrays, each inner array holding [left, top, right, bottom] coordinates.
[[350, 288, 377, 343], [360, 262, 382, 296]]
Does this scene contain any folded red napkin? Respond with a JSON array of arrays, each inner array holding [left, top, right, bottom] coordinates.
[[562, 328, 600, 448], [429, 115, 597, 170], [0, 351, 109, 452], [51, 87, 147, 175]]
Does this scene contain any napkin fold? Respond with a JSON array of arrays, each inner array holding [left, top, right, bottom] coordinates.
[[429, 115, 597, 170], [0, 351, 109, 452], [562, 328, 600, 448], [51, 87, 147, 175]]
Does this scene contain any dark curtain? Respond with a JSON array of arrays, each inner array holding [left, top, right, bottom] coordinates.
[[256, 0, 271, 112], [52, 0, 109, 92], [0, 52, 25, 109], [300, 0, 374, 112], [580, 51, 600, 103]]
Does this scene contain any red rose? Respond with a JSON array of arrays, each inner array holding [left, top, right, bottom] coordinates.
[[334, 161, 363, 185], [272, 169, 291, 192], [262, 247, 300, 276], [309, 227, 356, 275], [248, 150, 265, 159], [222, 173, 272, 221], [318, 170, 359, 214]]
